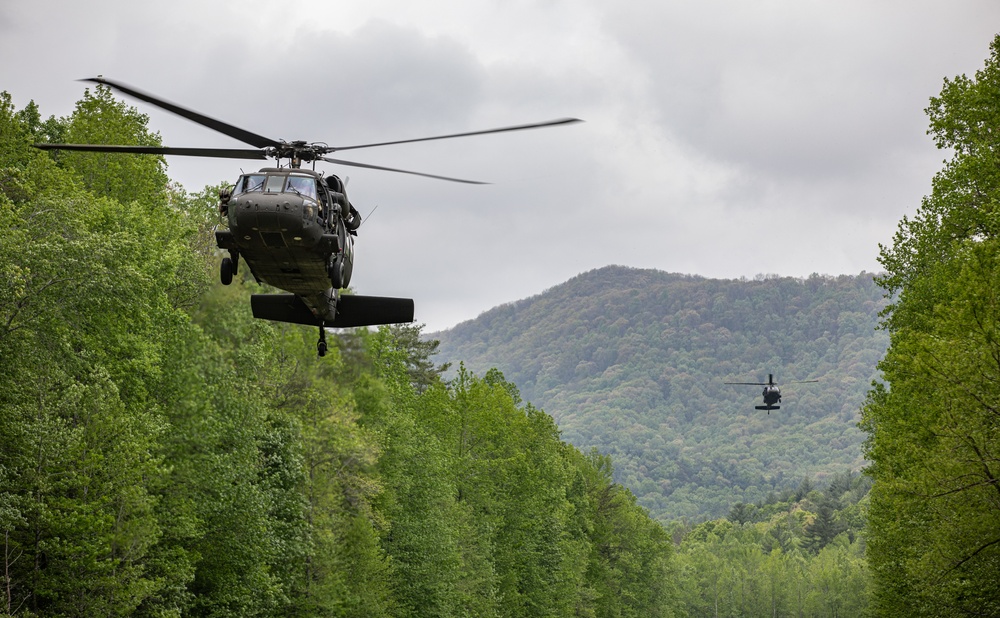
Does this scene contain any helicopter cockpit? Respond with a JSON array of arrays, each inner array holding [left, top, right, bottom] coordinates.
[[234, 172, 319, 200], [228, 171, 330, 221]]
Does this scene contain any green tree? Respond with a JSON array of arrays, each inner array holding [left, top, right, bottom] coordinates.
[[0, 92, 37, 168], [268, 323, 392, 617], [863, 34, 1000, 617], [0, 93, 191, 615], [386, 323, 451, 392], [578, 451, 676, 618], [357, 329, 467, 617], [802, 498, 843, 554], [58, 83, 168, 207], [864, 240, 1000, 615]]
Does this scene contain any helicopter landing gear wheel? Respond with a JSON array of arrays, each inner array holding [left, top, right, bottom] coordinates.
[[220, 257, 233, 285], [317, 325, 327, 357], [328, 254, 344, 289]]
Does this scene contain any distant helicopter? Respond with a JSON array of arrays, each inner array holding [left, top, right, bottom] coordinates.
[[724, 374, 818, 413], [34, 77, 581, 356]]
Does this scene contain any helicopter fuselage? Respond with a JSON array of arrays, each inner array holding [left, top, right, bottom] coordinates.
[[215, 168, 357, 321], [755, 385, 782, 411], [761, 385, 781, 407]]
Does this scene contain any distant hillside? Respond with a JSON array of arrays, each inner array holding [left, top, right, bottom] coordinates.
[[432, 266, 889, 521]]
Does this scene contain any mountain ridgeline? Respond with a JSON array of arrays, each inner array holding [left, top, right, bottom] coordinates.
[[433, 266, 889, 521]]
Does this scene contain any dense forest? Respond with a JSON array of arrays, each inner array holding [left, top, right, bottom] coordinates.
[[434, 267, 888, 521], [0, 85, 676, 616], [672, 471, 869, 617]]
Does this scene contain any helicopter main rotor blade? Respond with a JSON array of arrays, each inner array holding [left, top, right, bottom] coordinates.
[[82, 77, 281, 150], [34, 143, 268, 160], [328, 117, 583, 152], [319, 156, 488, 184], [724, 382, 768, 386]]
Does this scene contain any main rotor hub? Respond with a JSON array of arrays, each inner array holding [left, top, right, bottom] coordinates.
[[266, 141, 326, 165]]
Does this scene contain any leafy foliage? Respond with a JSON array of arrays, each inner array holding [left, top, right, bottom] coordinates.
[[57, 84, 169, 207], [861, 34, 1000, 616], [674, 472, 870, 617]]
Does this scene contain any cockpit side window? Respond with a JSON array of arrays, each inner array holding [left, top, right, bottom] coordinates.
[[286, 175, 318, 200]]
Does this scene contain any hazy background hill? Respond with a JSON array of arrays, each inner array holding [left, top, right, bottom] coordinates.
[[432, 266, 889, 521]]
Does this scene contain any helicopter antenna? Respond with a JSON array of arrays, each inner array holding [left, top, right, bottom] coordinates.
[[360, 204, 379, 228]]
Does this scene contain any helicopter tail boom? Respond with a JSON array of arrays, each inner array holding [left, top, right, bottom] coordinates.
[[251, 293, 414, 328]]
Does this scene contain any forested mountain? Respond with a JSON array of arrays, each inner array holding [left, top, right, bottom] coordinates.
[[433, 267, 889, 521]]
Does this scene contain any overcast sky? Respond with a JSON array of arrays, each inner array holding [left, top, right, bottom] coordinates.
[[2, 1, 998, 331]]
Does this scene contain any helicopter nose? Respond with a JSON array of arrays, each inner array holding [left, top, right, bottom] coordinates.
[[231, 194, 318, 248]]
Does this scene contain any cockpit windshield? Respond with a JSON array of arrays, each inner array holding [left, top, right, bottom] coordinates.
[[234, 173, 319, 201], [286, 175, 318, 200], [265, 175, 285, 193]]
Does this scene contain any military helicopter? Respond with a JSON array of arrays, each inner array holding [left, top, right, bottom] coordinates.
[[34, 77, 581, 356], [724, 374, 818, 413]]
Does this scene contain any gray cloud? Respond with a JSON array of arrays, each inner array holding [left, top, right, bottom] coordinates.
[[3, 0, 997, 330], [602, 2, 994, 192]]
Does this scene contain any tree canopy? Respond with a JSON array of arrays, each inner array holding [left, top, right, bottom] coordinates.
[[861, 33, 1000, 617], [0, 84, 679, 618]]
